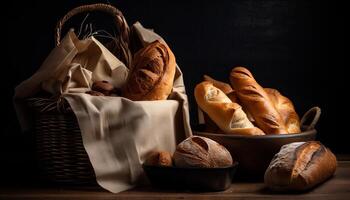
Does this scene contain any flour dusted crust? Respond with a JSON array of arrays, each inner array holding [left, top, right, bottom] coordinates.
[[264, 141, 337, 191], [173, 136, 233, 168], [203, 75, 233, 94], [195, 81, 264, 136]]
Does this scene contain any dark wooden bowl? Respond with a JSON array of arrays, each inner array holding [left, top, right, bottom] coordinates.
[[143, 162, 238, 191], [194, 107, 321, 180]]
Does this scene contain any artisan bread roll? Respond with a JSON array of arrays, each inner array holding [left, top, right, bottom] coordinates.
[[203, 75, 233, 94], [173, 136, 233, 168], [122, 40, 176, 100], [264, 141, 337, 191], [195, 81, 264, 135], [230, 67, 287, 134], [265, 88, 301, 133], [144, 151, 173, 167]]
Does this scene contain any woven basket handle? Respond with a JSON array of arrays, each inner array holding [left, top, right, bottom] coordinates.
[[300, 106, 321, 131], [55, 3, 132, 67]]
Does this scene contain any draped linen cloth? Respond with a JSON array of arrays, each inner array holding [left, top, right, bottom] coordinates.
[[14, 22, 192, 193]]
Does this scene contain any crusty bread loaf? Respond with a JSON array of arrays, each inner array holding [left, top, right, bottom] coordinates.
[[202, 112, 263, 135], [195, 81, 264, 135], [203, 75, 233, 94], [122, 40, 176, 100], [144, 151, 173, 167], [264, 141, 337, 191], [225, 88, 300, 132], [173, 136, 233, 168], [265, 88, 301, 133], [226, 90, 257, 122], [230, 67, 287, 134]]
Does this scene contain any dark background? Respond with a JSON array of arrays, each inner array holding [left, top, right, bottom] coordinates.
[[2, 0, 346, 184]]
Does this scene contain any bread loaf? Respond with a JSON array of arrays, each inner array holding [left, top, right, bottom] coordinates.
[[173, 136, 233, 168], [264, 141, 337, 191], [265, 88, 301, 133], [122, 40, 176, 100], [230, 67, 288, 134], [226, 87, 300, 133], [144, 151, 173, 167], [223, 88, 300, 132], [195, 81, 264, 135], [203, 75, 233, 94]]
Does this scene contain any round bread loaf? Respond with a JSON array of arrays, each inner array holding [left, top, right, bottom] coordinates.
[[173, 136, 233, 168]]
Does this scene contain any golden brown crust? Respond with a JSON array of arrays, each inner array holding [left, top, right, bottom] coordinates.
[[264, 141, 337, 191], [203, 75, 233, 94], [229, 67, 287, 134], [265, 88, 301, 133], [144, 151, 173, 167], [122, 40, 176, 100], [195, 81, 264, 136], [226, 91, 239, 103]]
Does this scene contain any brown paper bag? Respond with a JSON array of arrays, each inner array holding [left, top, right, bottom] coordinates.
[[14, 22, 192, 193]]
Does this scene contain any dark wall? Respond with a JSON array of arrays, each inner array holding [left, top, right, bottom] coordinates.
[[2, 0, 346, 183]]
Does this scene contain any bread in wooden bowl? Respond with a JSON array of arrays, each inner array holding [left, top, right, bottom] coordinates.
[[173, 136, 233, 168], [194, 81, 264, 136]]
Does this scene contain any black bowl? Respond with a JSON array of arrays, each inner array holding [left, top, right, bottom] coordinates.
[[194, 107, 321, 180], [143, 162, 238, 191]]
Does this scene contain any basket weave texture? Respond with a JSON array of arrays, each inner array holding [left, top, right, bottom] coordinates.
[[30, 3, 135, 184]]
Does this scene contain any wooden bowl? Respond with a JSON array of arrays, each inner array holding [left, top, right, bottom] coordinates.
[[143, 162, 238, 191], [194, 107, 321, 180]]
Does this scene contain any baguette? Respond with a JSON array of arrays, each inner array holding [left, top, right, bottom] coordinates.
[[195, 81, 264, 135], [230, 67, 287, 134], [203, 75, 233, 94], [265, 88, 301, 133]]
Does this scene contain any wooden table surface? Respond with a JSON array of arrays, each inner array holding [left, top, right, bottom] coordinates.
[[1, 161, 349, 200]]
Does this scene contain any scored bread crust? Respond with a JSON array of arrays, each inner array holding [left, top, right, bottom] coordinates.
[[264, 88, 301, 133], [173, 136, 233, 168], [122, 40, 176, 101], [264, 141, 337, 191], [203, 74, 233, 94], [230, 67, 287, 134], [195, 81, 264, 136]]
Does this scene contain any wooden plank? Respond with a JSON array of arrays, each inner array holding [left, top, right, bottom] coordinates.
[[0, 161, 349, 200]]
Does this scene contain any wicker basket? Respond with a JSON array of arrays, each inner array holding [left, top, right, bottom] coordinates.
[[30, 3, 134, 185]]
